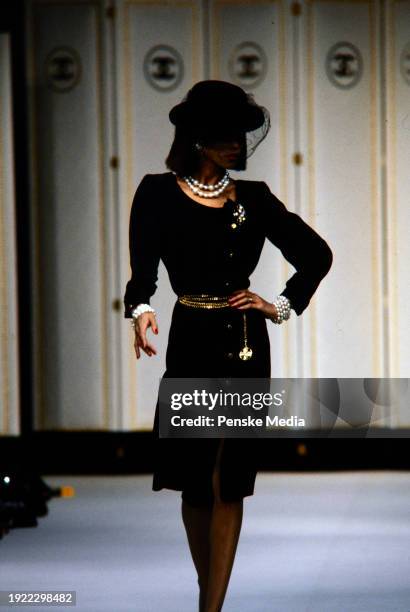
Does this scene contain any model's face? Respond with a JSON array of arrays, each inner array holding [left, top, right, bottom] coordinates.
[[199, 132, 244, 168]]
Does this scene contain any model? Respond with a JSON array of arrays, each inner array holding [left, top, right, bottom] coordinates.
[[124, 80, 333, 612]]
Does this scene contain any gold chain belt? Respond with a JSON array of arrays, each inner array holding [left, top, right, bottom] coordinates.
[[178, 294, 230, 308], [177, 293, 253, 360]]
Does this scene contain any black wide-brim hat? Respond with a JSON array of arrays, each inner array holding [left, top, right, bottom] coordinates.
[[169, 80, 266, 134]]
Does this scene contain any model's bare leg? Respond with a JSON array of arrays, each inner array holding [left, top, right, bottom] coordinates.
[[204, 439, 244, 612], [181, 498, 212, 612]]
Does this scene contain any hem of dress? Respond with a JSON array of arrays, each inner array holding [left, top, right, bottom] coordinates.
[[152, 482, 256, 503]]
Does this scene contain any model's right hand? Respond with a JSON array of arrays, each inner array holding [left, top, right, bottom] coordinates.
[[133, 312, 158, 359]]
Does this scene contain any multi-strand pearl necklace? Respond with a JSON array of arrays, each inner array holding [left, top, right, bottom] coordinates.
[[184, 170, 230, 198]]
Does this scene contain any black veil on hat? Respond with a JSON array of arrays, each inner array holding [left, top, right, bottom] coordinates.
[[169, 80, 270, 158]]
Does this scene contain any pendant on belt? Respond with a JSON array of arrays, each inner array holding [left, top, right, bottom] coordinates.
[[239, 312, 253, 360]]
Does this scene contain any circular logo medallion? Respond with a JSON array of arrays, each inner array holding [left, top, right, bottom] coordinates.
[[228, 41, 267, 89], [143, 45, 184, 92], [325, 42, 363, 89], [44, 46, 82, 93]]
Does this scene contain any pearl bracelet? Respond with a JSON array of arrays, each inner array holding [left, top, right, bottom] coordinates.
[[271, 295, 291, 324], [130, 303, 156, 328]]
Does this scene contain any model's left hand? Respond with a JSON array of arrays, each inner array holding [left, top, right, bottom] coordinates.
[[228, 289, 278, 321]]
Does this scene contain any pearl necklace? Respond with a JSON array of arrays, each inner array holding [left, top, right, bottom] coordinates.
[[184, 171, 230, 198]]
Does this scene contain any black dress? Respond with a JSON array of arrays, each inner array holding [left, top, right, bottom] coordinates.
[[124, 172, 333, 505]]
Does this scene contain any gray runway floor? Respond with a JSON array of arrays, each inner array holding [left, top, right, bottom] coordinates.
[[1, 472, 410, 611]]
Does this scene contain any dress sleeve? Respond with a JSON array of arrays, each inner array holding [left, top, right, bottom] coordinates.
[[260, 181, 333, 316], [123, 174, 161, 318]]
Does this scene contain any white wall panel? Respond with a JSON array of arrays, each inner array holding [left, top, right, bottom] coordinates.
[[300, 0, 382, 378], [384, 0, 410, 426], [0, 34, 20, 435], [27, 1, 110, 429], [386, 0, 410, 380]]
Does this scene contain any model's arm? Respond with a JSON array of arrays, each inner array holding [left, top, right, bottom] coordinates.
[[260, 181, 333, 316], [123, 174, 161, 318]]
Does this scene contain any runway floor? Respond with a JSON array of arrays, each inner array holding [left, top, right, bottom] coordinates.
[[1, 471, 410, 611]]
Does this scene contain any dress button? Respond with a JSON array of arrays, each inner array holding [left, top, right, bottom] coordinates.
[[227, 352, 233, 359], [227, 323, 232, 330]]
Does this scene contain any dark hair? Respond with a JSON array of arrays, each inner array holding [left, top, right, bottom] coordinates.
[[165, 125, 247, 176]]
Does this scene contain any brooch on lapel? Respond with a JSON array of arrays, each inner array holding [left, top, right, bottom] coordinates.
[[230, 201, 246, 229]]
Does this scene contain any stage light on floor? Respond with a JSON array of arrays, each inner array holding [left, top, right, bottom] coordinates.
[[60, 486, 75, 497]]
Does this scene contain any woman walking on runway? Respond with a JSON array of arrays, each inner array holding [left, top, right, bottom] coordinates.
[[124, 80, 333, 611]]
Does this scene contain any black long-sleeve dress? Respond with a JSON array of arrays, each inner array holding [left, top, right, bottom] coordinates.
[[124, 171, 333, 505]]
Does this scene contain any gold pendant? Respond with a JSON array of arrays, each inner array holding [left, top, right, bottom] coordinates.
[[239, 312, 253, 360], [239, 345, 253, 361]]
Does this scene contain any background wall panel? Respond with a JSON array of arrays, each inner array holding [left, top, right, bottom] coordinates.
[[27, 1, 110, 429], [301, 0, 382, 378], [386, 0, 410, 380], [0, 33, 20, 435]]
